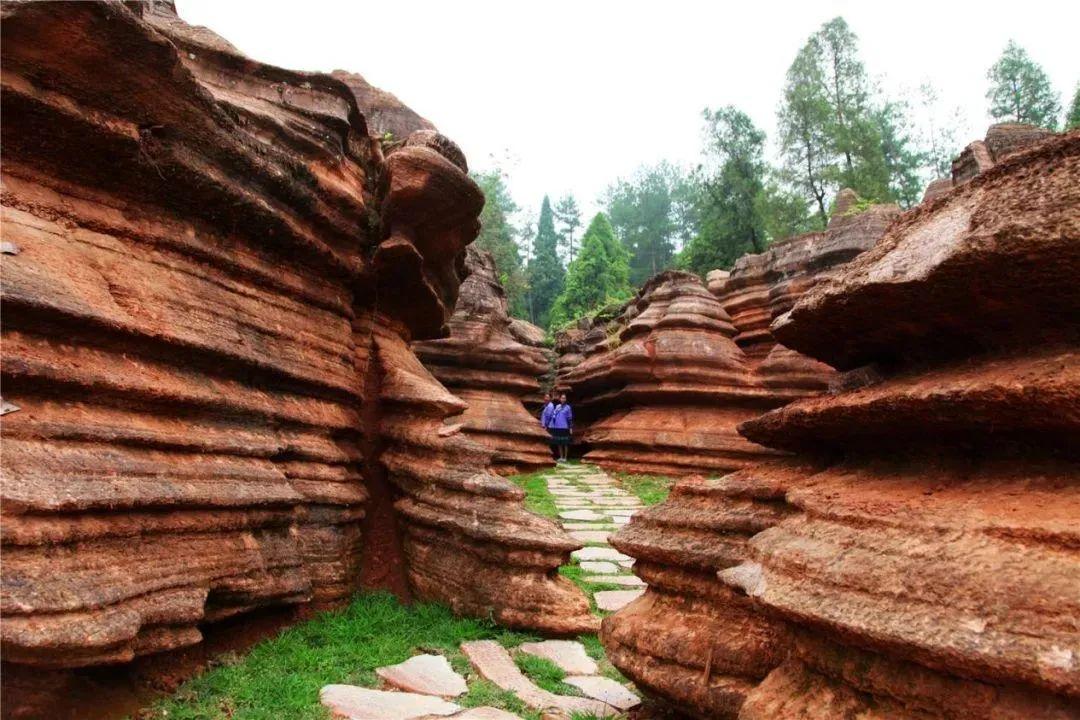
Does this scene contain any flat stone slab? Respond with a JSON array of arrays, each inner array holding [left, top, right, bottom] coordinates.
[[320, 685, 460, 720], [376, 654, 467, 697], [612, 516, 630, 525], [572, 547, 632, 563], [579, 560, 620, 574], [561, 522, 617, 531], [518, 640, 598, 675], [583, 574, 645, 586], [595, 589, 645, 612], [619, 559, 635, 568], [559, 509, 605, 521], [606, 509, 637, 516], [452, 709, 522, 719], [460, 641, 616, 717], [564, 676, 640, 711], [590, 498, 642, 506], [568, 530, 611, 543]]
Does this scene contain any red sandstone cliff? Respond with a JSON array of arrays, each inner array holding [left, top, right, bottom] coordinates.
[[605, 130, 1080, 719], [0, 1, 590, 702], [413, 247, 554, 474]]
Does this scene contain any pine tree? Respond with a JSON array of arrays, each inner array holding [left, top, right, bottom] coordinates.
[[779, 37, 834, 227], [525, 196, 565, 328], [1065, 84, 1080, 130], [549, 213, 632, 328], [553, 194, 582, 264], [986, 40, 1061, 129], [472, 170, 528, 318]]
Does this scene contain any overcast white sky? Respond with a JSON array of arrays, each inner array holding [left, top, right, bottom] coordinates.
[[180, 0, 1076, 222]]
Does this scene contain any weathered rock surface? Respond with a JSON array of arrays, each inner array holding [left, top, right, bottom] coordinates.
[[603, 132, 1080, 719], [414, 247, 553, 474], [558, 201, 895, 478], [331, 70, 436, 141], [0, 0, 590, 703], [728, 130, 1080, 718]]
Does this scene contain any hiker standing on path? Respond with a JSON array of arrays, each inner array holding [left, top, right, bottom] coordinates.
[[539, 392, 558, 460], [550, 392, 573, 462]]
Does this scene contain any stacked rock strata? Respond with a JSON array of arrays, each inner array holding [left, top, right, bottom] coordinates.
[[607, 130, 1080, 718], [0, 0, 589, 691], [558, 198, 896, 477], [414, 247, 554, 474], [558, 272, 781, 477]]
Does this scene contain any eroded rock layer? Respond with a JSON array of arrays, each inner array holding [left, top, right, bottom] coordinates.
[[0, 0, 588, 683], [559, 202, 894, 477], [557, 272, 780, 477], [726, 130, 1080, 718], [414, 247, 553, 474]]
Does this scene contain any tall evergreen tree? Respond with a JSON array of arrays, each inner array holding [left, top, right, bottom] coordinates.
[[472, 170, 528, 318], [986, 40, 1061, 129], [1064, 84, 1080, 130], [779, 38, 834, 227], [549, 213, 632, 328], [604, 162, 690, 285], [553, 194, 582, 264], [525, 196, 565, 328], [779, 18, 926, 219]]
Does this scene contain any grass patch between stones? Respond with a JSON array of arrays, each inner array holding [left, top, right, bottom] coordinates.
[[141, 592, 551, 720], [613, 472, 673, 505], [510, 468, 560, 518]]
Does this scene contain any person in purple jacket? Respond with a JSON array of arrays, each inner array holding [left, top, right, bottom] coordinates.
[[550, 392, 573, 462], [539, 392, 558, 460]]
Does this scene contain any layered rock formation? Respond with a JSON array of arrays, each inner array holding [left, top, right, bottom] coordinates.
[[607, 130, 1080, 719], [557, 272, 781, 477], [0, 0, 589, 692], [414, 247, 554, 474], [558, 198, 896, 477]]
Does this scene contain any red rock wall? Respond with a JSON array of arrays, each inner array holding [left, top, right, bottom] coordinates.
[[414, 247, 554, 474], [0, 0, 589, 691], [607, 130, 1080, 719], [557, 202, 895, 478]]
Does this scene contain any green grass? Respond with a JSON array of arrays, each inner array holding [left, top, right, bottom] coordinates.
[[613, 472, 673, 506], [510, 468, 560, 518], [142, 593, 552, 720]]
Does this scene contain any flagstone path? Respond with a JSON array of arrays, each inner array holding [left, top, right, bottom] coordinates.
[[551, 463, 646, 609], [321, 463, 645, 719]]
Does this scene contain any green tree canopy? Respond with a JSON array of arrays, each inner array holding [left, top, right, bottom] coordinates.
[[549, 213, 632, 329], [986, 40, 1061, 129], [525, 195, 565, 328], [604, 162, 692, 285], [778, 17, 924, 223], [472, 169, 528, 318], [553, 194, 582, 264], [677, 107, 772, 276], [1065, 84, 1080, 130]]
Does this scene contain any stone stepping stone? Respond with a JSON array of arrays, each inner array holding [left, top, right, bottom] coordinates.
[[579, 560, 620, 573], [583, 574, 645, 587], [460, 641, 616, 717], [572, 547, 632, 563], [568, 530, 611, 543], [320, 685, 460, 719], [612, 516, 630, 526], [561, 523, 617, 531], [559, 509, 605, 521], [594, 589, 645, 612], [591, 498, 642, 506], [518, 640, 598, 675], [564, 676, 640, 711], [452, 709, 522, 719], [376, 654, 467, 697], [607, 509, 637, 516], [619, 559, 635, 568]]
